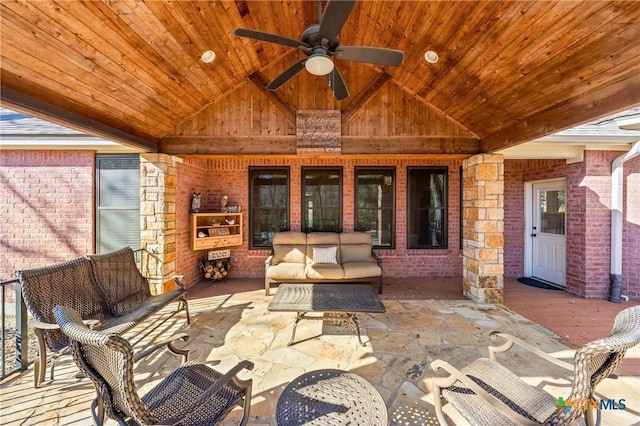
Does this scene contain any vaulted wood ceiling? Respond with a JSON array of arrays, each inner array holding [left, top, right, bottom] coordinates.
[[2, 1, 640, 156]]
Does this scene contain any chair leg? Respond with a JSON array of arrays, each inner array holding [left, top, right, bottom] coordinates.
[[180, 296, 191, 324], [233, 376, 253, 426], [91, 396, 105, 426], [33, 329, 47, 388]]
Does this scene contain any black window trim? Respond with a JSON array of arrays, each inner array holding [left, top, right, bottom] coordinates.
[[354, 166, 396, 249], [248, 166, 290, 249], [301, 166, 343, 233], [406, 166, 449, 249]]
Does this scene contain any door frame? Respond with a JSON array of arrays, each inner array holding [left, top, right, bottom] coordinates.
[[523, 177, 567, 279]]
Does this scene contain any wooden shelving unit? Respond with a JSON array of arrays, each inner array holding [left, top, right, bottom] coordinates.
[[189, 212, 243, 251]]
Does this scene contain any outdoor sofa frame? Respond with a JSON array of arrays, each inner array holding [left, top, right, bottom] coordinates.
[[14, 246, 190, 388]]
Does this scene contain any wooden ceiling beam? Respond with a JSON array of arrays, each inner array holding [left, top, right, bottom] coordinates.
[[161, 135, 297, 155], [161, 135, 479, 155], [341, 72, 393, 129], [247, 73, 297, 124], [481, 71, 640, 153]]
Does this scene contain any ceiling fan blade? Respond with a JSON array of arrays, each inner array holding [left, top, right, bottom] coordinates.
[[318, 0, 356, 41], [234, 28, 310, 52], [266, 59, 307, 90], [325, 67, 350, 101], [335, 46, 404, 66]]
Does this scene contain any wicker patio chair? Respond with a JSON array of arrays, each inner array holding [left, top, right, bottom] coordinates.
[[54, 305, 254, 426], [430, 305, 640, 426]]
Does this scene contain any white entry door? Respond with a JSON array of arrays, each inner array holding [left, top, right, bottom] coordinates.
[[531, 180, 567, 287]]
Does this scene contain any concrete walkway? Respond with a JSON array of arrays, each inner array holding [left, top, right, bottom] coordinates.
[[1, 277, 638, 425]]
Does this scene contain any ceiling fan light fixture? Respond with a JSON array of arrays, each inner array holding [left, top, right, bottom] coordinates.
[[424, 50, 438, 64], [305, 53, 334, 76], [201, 50, 216, 63]]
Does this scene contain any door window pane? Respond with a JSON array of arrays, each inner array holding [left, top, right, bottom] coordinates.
[[540, 189, 565, 235], [249, 167, 289, 248], [302, 168, 342, 232], [407, 167, 448, 248], [355, 168, 395, 248]]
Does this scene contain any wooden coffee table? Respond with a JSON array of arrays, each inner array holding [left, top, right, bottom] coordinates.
[[276, 369, 388, 425], [267, 283, 386, 346]]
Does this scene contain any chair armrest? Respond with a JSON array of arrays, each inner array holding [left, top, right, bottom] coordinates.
[[171, 275, 186, 290], [430, 359, 539, 426], [371, 250, 382, 266], [31, 318, 101, 330], [489, 332, 574, 371], [156, 360, 255, 425], [265, 255, 274, 265], [133, 333, 190, 363]]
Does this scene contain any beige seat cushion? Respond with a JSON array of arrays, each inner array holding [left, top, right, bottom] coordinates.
[[305, 264, 345, 280], [342, 262, 381, 279], [266, 263, 306, 280]]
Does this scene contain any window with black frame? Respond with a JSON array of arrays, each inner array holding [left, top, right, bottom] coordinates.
[[407, 167, 448, 249], [249, 167, 289, 248], [302, 167, 342, 233], [355, 167, 395, 248]]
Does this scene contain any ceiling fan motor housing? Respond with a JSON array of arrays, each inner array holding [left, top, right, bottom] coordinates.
[[301, 24, 339, 56]]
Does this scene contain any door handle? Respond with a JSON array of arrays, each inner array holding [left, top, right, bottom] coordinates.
[[531, 233, 537, 237]]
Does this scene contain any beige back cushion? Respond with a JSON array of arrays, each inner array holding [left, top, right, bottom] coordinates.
[[271, 232, 307, 264], [340, 232, 374, 263], [306, 232, 341, 264]]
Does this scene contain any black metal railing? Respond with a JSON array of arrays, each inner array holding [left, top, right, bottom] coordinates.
[[1, 278, 29, 379]]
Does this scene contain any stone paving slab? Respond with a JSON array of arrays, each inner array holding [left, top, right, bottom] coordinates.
[[1, 288, 638, 425]]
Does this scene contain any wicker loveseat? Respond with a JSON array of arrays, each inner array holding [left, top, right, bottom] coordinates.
[[264, 231, 383, 296], [15, 247, 190, 388]]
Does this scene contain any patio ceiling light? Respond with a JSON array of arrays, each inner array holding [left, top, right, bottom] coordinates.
[[305, 53, 334, 76], [201, 50, 216, 63], [424, 50, 439, 64]]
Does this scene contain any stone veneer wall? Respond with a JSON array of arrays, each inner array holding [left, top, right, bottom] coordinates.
[[140, 154, 179, 294], [462, 154, 504, 303]]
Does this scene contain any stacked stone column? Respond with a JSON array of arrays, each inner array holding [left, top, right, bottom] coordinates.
[[462, 154, 505, 303], [140, 154, 178, 295]]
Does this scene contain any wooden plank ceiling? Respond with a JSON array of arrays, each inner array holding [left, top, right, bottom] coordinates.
[[2, 1, 640, 156]]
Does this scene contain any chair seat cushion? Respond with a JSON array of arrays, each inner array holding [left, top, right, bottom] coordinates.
[[342, 262, 381, 279], [305, 264, 344, 280], [266, 263, 306, 280], [442, 358, 557, 425]]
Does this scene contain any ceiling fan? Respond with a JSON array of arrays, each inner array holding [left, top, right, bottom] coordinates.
[[234, 0, 404, 101]]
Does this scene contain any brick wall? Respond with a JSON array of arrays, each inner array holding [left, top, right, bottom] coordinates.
[[623, 154, 639, 300], [0, 150, 95, 281], [176, 157, 465, 286], [504, 151, 639, 300]]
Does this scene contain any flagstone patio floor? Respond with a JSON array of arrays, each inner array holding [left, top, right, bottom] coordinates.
[[1, 277, 638, 425]]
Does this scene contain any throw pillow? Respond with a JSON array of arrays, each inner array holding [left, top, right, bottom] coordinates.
[[312, 246, 338, 264]]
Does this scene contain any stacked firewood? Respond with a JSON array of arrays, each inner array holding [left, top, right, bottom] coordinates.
[[199, 259, 230, 281]]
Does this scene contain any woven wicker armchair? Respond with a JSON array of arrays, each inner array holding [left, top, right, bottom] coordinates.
[[431, 305, 640, 426], [54, 305, 254, 426]]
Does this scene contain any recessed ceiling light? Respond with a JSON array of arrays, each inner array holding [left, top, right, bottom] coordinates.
[[201, 50, 216, 63], [424, 50, 439, 64]]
